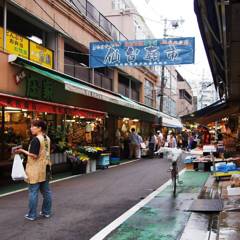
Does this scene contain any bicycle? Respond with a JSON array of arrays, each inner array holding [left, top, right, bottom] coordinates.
[[170, 160, 178, 197], [167, 149, 182, 197]]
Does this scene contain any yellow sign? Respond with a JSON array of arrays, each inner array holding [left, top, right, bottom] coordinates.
[[0, 27, 53, 69], [0, 27, 3, 50], [30, 41, 53, 69], [0, 27, 29, 58]]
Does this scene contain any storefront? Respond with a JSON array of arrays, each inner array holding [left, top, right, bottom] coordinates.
[[181, 100, 240, 176], [0, 93, 105, 175], [0, 50, 185, 181]]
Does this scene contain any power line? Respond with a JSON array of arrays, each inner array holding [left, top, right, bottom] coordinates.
[[32, 0, 74, 40]]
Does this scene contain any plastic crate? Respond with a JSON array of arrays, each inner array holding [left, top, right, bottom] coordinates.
[[97, 154, 110, 169], [110, 157, 120, 165]]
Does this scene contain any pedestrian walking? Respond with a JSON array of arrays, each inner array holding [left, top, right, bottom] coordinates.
[[182, 130, 188, 150], [176, 133, 183, 148], [148, 132, 158, 157], [129, 128, 142, 159], [168, 133, 177, 148], [156, 130, 164, 150], [16, 120, 52, 221]]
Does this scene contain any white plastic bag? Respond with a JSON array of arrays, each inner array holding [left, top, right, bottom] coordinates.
[[11, 154, 28, 181]]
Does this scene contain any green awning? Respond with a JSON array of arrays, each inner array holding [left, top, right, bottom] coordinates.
[[10, 55, 163, 118], [10, 55, 185, 126]]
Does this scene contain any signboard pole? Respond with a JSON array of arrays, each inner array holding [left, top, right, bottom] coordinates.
[[3, 0, 7, 51], [91, 68, 95, 84]]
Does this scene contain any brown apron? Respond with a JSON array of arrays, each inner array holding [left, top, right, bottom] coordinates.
[[25, 135, 51, 184]]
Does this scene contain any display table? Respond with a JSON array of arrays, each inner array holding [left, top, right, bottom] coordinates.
[[213, 171, 240, 178]]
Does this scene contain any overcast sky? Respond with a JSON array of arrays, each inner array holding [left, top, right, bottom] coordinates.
[[131, 0, 213, 95]]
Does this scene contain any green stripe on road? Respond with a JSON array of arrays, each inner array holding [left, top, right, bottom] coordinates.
[[107, 171, 209, 240]]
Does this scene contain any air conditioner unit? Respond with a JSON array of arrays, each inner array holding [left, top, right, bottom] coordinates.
[[123, 8, 132, 14]]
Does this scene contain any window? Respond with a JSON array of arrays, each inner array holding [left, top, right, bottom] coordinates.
[[131, 81, 140, 102], [144, 80, 154, 107], [112, 0, 128, 10], [64, 43, 91, 83], [64, 57, 75, 77], [179, 89, 192, 104], [94, 70, 113, 91], [119, 76, 129, 97]]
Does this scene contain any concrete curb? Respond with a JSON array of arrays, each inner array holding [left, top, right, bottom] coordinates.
[[0, 158, 141, 198]]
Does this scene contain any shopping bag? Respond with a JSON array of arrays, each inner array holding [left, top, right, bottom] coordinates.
[[140, 142, 146, 149], [11, 154, 28, 181]]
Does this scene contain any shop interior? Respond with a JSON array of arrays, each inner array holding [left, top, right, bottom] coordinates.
[[0, 107, 104, 171]]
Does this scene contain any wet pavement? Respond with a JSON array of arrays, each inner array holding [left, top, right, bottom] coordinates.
[[218, 181, 240, 240], [106, 171, 209, 240], [0, 157, 184, 240]]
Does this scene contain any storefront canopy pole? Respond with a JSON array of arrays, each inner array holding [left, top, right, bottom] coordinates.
[[1, 107, 5, 157], [3, 0, 7, 51]]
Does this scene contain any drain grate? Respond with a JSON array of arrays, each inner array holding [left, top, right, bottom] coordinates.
[[188, 199, 224, 212]]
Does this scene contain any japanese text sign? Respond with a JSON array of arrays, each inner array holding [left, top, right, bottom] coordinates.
[[0, 26, 29, 58], [0, 27, 53, 69], [30, 41, 53, 69], [89, 37, 195, 68]]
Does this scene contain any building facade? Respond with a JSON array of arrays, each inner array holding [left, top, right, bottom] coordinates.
[[90, 0, 180, 118], [176, 71, 195, 116], [0, 0, 166, 177], [198, 80, 217, 109]]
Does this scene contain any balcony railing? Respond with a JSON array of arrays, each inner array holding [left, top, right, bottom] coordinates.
[[66, 0, 127, 41]]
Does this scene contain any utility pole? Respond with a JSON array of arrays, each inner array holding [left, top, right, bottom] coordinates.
[[159, 18, 167, 113]]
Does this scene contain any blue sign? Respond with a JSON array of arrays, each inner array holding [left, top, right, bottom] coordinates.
[[89, 37, 195, 68]]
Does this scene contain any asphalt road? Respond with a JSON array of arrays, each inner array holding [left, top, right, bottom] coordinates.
[[0, 157, 184, 240]]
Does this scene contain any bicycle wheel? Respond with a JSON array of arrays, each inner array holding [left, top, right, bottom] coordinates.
[[173, 174, 177, 197]]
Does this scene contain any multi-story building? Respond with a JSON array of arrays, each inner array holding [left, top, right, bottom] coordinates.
[[198, 80, 217, 109], [91, 0, 180, 118], [154, 65, 177, 117], [176, 71, 195, 116], [0, 0, 164, 175], [89, 0, 153, 41], [192, 96, 198, 112]]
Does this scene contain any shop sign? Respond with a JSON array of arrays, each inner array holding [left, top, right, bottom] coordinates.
[[0, 27, 53, 69], [90, 37, 195, 68], [0, 26, 29, 58], [26, 76, 53, 101], [0, 94, 105, 119], [29, 41, 53, 69]]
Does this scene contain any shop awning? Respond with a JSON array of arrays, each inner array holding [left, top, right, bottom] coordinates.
[[181, 100, 239, 125], [9, 55, 163, 119], [161, 113, 183, 128], [65, 81, 162, 118], [0, 93, 105, 119], [194, 1, 240, 102]]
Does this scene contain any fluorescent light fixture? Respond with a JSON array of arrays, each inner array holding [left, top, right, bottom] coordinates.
[[27, 35, 42, 44]]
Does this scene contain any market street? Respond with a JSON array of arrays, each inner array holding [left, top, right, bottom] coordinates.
[[0, 157, 184, 240]]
